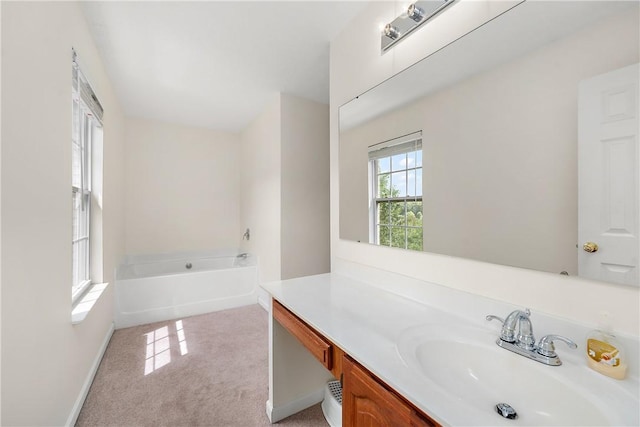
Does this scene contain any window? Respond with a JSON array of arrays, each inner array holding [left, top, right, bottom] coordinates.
[[72, 50, 103, 302], [369, 133, 423, 251]]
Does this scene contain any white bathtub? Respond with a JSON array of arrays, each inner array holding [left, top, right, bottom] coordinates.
[[115, 250, 258, 328]]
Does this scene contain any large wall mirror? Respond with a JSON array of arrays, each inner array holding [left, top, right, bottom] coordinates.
[[339, 1, 639, 286]]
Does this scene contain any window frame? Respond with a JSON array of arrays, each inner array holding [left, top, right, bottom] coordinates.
[[71, 53, 103, 304], [368, 135, 423, 251], [72, 95, 93, 302]]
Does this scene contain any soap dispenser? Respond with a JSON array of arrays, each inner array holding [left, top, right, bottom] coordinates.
[[586, 312, 627, 380]]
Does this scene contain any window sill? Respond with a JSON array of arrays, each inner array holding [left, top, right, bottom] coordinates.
[[72, 279, 92, 306], [71, 282, 109, 325]]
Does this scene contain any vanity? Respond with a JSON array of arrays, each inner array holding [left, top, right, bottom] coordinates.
[[263, 262, 639, 426], [262, 1, 640, 425], [272, 298, 436, 426]]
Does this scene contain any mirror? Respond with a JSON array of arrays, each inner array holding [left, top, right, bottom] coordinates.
[[339, 1, 639, 286]]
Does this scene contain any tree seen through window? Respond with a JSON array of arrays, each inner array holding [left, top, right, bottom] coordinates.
[[373, 147, 423, 251]]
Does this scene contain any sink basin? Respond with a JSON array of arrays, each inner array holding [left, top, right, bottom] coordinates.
[[396, 324, 638, 426]]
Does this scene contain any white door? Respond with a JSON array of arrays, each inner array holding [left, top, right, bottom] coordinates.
[[578, 63, 639, 286]]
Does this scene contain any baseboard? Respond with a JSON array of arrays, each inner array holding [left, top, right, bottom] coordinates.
[[66, 322, 115, 426], [265, 387, 325, 423], [257, 287, 270, 311]]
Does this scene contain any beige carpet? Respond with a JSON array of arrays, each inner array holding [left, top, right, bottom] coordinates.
[[76, 304, 329, 426]]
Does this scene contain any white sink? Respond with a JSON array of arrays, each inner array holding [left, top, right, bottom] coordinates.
[[396, 324, 638, 426]]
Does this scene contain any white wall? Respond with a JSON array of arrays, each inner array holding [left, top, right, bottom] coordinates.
[[330, 0, 640, 335], [340, 9, 639, 275], [1, 2, 126, 424], [338, 124, 369, 244], [0, 2, 4, 420], [281, 94, 330, 280], [124, 118, 241, 255], [240, 93, 331, 284], [240, 95, 283, 283]]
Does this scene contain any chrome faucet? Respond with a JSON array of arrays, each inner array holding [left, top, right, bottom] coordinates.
[[486, 308, 577, 366], [517, 313, 536, 351], [486, 308, 531, 344]]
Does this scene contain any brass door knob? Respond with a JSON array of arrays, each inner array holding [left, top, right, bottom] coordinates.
[[583, 242, 599, 253]]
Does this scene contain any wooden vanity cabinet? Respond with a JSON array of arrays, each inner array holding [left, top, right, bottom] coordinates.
[[342, 355, 438, 427], [272, 299, 438, 427]]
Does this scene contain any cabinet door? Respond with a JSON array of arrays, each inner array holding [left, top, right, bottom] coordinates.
[[342, 356, 437, 427]]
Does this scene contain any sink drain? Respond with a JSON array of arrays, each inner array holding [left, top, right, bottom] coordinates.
[[495, 403, 518, 420]]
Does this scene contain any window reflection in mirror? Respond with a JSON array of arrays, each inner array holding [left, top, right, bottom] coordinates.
[[368, 133, 423, 251]]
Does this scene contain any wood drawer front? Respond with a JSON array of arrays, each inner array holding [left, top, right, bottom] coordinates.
[[273, 300, 333, 370], [343, 356, 439, 427]]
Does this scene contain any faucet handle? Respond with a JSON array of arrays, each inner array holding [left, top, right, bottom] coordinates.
[[485, 315, 505, 324], [486, 314, 513, 341], [537, 334, 578, 358]]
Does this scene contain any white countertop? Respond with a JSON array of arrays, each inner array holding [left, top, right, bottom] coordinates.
[[262, 272, 640, 427]]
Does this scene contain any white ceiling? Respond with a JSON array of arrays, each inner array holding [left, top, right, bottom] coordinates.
[[81, 1, 368, 132]]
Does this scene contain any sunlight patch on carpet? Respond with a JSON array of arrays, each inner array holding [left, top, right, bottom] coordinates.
[[143, 321, 190, 375], [144, 326, 171, 375], [176, 320, 189, 355]]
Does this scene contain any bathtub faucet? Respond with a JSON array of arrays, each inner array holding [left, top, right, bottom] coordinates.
[[242, 228, 250, 241], [237, 253, 249, 259]]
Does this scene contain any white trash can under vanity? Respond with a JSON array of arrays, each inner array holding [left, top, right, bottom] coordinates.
[[321, 380, 342, 427]]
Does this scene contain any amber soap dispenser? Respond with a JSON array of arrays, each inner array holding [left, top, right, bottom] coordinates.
[[586, 312, 627, 380]]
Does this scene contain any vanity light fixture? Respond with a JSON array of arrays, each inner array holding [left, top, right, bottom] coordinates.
[[383, 24, 400, 40], [407, 4, 425, 22], [381, 0, 456, 53]]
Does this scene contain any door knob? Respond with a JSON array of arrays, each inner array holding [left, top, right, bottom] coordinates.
[[583, 242, 599, 253]]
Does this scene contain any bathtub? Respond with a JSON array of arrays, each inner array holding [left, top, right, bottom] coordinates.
[[115, 250, 258, 328]]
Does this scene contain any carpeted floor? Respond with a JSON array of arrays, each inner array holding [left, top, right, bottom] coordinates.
[[76, 304, 329, 426]]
